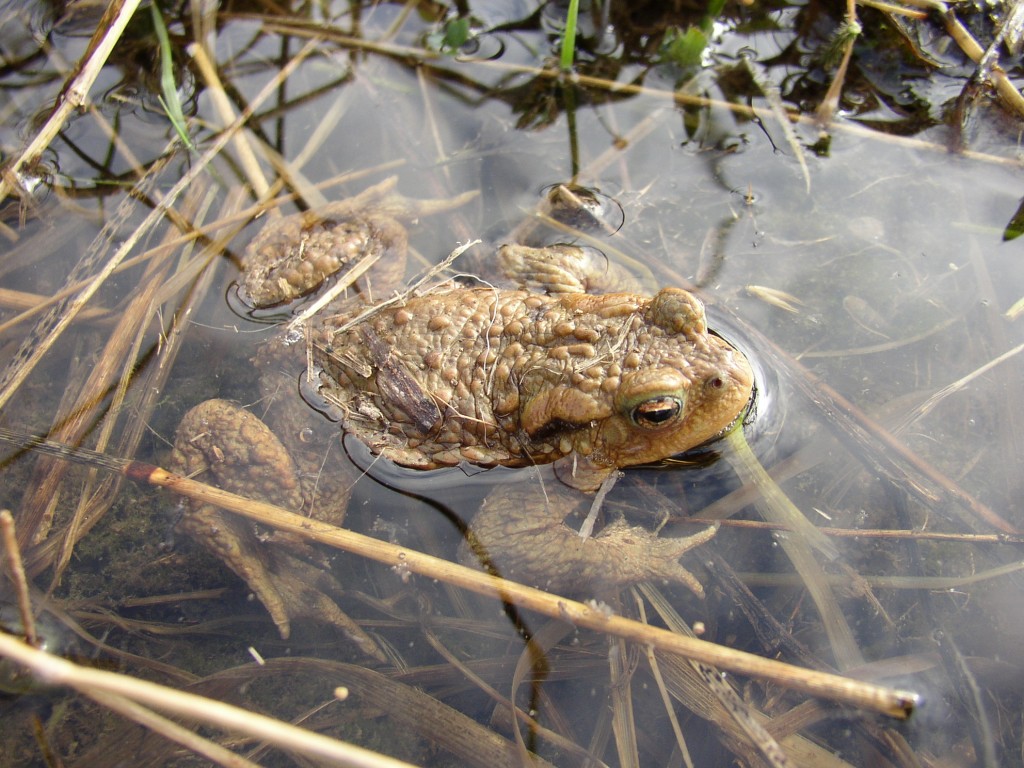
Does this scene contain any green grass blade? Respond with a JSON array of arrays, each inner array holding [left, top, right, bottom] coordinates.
[[559, 0, 580, 71], [150, 3, 193, 149]]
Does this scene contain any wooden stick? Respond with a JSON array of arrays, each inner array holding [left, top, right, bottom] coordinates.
[[0, 428, 919, 719]]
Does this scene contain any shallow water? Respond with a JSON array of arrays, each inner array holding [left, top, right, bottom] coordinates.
[[1, 1, 1022, 766]]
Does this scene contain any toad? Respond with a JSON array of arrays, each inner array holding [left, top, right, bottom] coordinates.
[[172, 181, 754, 653]]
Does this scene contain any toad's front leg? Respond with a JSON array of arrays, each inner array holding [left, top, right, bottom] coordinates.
[[459, 466, 716, 597]]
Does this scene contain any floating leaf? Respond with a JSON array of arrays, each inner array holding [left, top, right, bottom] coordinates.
[[442, 17, 470, 50], [661, 27, 709, 69]]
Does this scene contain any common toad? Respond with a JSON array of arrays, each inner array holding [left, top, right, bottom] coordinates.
[[172, 181, 754, 651]]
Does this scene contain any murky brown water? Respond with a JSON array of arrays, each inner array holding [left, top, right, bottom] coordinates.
[[0, 1, 1022, 766]]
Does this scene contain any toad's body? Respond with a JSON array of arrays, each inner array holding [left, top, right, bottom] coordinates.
[[319, 272, 747, 476], [173, 187, 754, 650]]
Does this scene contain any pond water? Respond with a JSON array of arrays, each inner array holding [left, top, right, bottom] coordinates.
[[0, 1, 1022, 766]]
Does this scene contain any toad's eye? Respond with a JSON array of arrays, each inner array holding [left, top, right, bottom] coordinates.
[[631, 396, 684, 428]]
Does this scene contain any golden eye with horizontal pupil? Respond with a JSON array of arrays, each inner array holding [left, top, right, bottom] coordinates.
[[631, 396, 684, 428]]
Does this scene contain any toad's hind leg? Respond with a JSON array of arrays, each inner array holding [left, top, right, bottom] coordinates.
[[171, 399, 383, 660]]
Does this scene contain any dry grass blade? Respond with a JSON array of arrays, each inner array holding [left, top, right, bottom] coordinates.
[[607, 634, 640, 767], [638, 585, 855, 768], [690, 515, 1024, 546], [635, 596, 693, 768], [0, 287, 110, 321], [190, 44, 270, 198], [637, 587, 794, 768], [10, 175, 192, 553], [899, 341, 1024, 428], [0, 634, 418, 768], [316, 232, 481, 336]]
